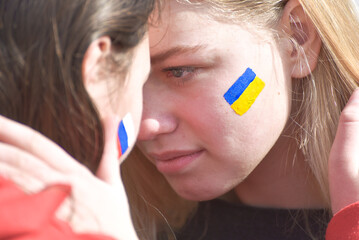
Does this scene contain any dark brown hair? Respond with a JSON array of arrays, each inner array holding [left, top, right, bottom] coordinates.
[[0, 0, 155, 173]]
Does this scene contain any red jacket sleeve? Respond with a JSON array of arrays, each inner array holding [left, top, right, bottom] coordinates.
[[326, 202, 359, 240], [0, 176, 116, 240]]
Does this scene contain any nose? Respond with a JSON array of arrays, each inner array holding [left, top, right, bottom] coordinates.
[[137, 81, 178, 141], [138, 116, 177, 141]]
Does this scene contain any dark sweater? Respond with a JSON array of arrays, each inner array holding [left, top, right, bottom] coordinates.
[[176, 199, 330, 240]]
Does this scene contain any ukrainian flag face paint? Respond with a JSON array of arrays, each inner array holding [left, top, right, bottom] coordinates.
[[224, 68, 265, 116], [117, 113, 136, 158]]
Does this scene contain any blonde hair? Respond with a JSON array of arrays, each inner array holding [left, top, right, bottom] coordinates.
[[122, 0, 359, 239]]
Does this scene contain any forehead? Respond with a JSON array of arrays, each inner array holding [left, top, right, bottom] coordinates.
[[149, 0, 272, 58], [149, 2, 241, 61], [149, 1, 212, 47]]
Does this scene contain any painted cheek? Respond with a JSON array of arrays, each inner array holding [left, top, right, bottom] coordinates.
[[117, 113, 136, 158], [223, 68, 265, 116]]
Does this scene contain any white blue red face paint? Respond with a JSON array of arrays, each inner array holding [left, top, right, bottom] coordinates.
[[223, 68, 265, 115], [117, 113, 135, 158]]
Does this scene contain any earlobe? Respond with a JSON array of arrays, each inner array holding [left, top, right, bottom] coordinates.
[[82, 36, 112, 86], [280, 0, 322, 78]]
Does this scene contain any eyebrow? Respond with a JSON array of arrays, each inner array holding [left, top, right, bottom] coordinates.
[[150, 45, 206, 65]]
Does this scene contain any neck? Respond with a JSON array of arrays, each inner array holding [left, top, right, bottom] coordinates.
[[234, 134, 326, 209]]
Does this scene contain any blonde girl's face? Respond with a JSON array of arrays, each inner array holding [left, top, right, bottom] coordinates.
[[137, 1, 293, 201]]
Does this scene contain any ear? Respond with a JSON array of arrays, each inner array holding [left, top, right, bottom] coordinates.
[[82, 36, 112, 85], [280, 0, 322, 78]]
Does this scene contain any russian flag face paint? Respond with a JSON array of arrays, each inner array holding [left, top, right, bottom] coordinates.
[[117, 113, 135, 158], [223, 68, 265, 116]]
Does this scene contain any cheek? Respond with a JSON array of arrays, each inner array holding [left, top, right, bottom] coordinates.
[[200, 78, 290, 163], [181, 88, 228, 136], [88, 82, 123, 121], [125, 88, 143, 138], [121, 73, 147, 136]]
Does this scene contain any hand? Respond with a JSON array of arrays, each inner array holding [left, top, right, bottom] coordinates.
[[0, 115, 138, 240], [329, 89, 359, 214]]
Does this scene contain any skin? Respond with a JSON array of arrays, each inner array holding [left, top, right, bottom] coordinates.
[[329, 88, 359, 214], [84, 36, 151, 187], [137, 0, 325, 208], [85, 35, 151, 157]]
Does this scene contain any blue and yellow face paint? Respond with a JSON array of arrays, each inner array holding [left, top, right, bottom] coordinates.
[[223, 68, 265, 115]]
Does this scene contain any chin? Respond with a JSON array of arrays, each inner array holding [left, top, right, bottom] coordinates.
[[173, 185, 226, 201]]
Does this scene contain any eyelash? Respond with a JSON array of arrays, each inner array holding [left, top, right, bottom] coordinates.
[[162, 66, 197, 85]]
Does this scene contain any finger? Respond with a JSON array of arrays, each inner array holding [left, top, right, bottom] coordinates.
[[329, 89, 359, 214], [0, 162, 46, 194], [96, 116, 122, 186], [0, 142, 68, 189], [0, 116, 82, 173]]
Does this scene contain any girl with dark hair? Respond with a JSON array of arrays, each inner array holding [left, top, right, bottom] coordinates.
[[0, 0, 155, 239]]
